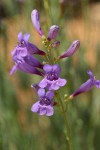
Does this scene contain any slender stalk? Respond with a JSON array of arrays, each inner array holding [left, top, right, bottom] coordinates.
[[56, 92, 73, 150]]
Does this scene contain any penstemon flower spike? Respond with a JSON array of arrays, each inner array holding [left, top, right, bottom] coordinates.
[[10, 8, 100, 150]]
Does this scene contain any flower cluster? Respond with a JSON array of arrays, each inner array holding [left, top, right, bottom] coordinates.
[[10, 9, 100, 117]]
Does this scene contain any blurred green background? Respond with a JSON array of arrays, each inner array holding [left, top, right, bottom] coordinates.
[[0, 0, 100, 150]]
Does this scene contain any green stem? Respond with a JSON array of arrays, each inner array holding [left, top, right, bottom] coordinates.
[[56, 92, 73, 150]]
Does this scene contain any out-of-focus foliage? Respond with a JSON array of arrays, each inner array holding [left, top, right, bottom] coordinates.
[[0, 0, 100, 150]]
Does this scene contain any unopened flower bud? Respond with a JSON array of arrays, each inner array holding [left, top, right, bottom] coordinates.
[[48, 25, 60, 41], [51, 40, 60, 48], [60, 40, 80, 59], [31, 9, 44, 36]]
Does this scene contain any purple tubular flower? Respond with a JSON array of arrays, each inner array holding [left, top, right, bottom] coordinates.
[[10, 33, 44, 76], [31, 9, 44, 36], [31, 88, 54, 116], [39, 64, 67, 90], [47, 25, 60, 41], [10, 63, 44, 76], [59, 40, 80, 59], [13, 32, 45, 56], [70, 70, 100, 98]]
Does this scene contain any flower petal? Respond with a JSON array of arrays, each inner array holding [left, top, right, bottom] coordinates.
[[87, 70, 94, 79], [27, 42, 45, 55], [52, 64, 61, 75], [23, 33, 30, 43], [38, 88, 45, 98], [57, 78, 67, 86], [46, 91, 54, 100], [38, 107, 46, 115], [46, 106, 54, 116], [10, 65, 18, 75], [95, 80, 100, 88], [18, 62, 43, 76], [18, 32, 23, 42], [24, 55, 43, 69], [51, 82, 60, 90], [31, 101, 39, 113], [39, 78, 47, 88], [43, 64, 52, 73]]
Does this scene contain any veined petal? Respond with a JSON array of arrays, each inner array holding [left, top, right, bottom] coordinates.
[[60, 40, 80, 59]]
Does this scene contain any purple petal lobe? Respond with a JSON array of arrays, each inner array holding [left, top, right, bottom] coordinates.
[[95, 80, 100, 88], [31, 101, 39, 113], [10, 65, 18, 75], [57, 78, 67, 86], [23, 33, 30, 43], [43, 64, 52, 73], [52, 64, 61, 75], [39, 107, 46, 115], [46, 106, 54, 116], [38, 88, 45, 98], [46, 91, 54, 100], [39, 79, 47, 88], [18, 32, 22, 41], [51, 82, 60, 90], [87, 70, 94, 79]]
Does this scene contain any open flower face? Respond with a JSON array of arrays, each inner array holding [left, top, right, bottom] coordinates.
[[39, 64, 67, 90], [31, 88, 54, 116]]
